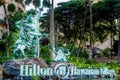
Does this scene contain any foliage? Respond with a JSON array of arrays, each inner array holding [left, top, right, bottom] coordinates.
[[42, 0, 50, 7], [25, 0, 32, 5], [8, 9, 27, 23], [78, 49, 89, 58], [69, 46, 89, 58], [15, 0, 23, 3], [0, 32, 16, 64], [92, 0, 120, 42], [31, 76, 41, 80], [40, 45, 51, 64], [8, 9, 27, 32], [40, 12, 50, 33], [0, 32, 18, 54], [54, 1, 85, 43], [68, 57, 120, 74], [0, 53, 13, 64], [7, 4, 16, 12], [0, 0, 120, 76], [99, 47, 111, 57], [41, 0, 120, 59], [25, 0, 41, 8], [27, 9, 36, 15], [40, 0, 120, 52], [0, 9, 27, 63]]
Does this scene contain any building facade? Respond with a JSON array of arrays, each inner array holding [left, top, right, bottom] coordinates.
[[0, 0, 26, 39]]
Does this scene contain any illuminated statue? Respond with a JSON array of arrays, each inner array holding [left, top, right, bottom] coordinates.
[[50, 46, 71, 62], [13, 7, 47, 59]]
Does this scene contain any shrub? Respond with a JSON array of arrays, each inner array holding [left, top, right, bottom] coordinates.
[[8, 4, 16, 12], [40, 45, 51, 64], [99, 47, 111, 57]]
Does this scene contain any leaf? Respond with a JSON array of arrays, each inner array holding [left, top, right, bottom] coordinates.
[[33, 0, 41, 7], [25, 0, 32, 5], [43, 0, 50, 7]]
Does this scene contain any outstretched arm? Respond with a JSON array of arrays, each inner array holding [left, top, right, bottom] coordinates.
[[34, 6, 43, 19], [15, 20, 22, 29], [15, 20, 28, 29], [28, 32, 48, 37]]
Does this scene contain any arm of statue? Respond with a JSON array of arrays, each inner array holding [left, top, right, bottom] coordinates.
[[15, 20, 22, 29], [65, 49, 71, 56], [15, 20, 28, 29], [25, 24, 34, 28], [28, 32, 47, 37], [34, 6, 43, 19]]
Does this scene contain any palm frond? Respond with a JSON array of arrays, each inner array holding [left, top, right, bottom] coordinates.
[[25, 0, 32, 5], [33, 0, 41, 7], [43, 0, 50, 7]]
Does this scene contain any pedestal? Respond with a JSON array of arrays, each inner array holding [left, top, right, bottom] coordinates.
[[2, 58, 48, 80]]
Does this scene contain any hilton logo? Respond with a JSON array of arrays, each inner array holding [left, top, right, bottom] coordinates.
[[20, 64, 53, 76], [20, 63, 115, 79]]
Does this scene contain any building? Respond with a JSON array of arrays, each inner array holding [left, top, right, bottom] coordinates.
[[0, 0, 26, 39]]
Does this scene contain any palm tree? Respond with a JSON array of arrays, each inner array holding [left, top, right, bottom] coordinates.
[[1, 0, 9, 36], [118, 18, 120, 64], [43, 0, 55, 59], [50, 0, 55, 59]]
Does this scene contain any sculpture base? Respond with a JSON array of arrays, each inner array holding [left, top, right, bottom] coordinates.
[[2, 58, 48, 80]]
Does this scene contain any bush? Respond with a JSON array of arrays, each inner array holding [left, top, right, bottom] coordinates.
[[40, 45, 51, 64], [8, 4, 16, 12], [65, 44, 89, 58], [99, 47, 111, 57], [0, 52, 14, 64], [68, 56, 119, 71]]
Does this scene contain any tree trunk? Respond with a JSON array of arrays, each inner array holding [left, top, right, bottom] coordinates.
[[3, 3, 10, 36], [110, 33, 113, 59], [118, 18, 120, 64], [84, 33, 87, 51], [6, 44, 9, 58], [56, 25, 59, 49], [2, 1, 10, 58], [89, 0, 93, 59], [50, 0, 55, 59], [77, 0, 87, 58]]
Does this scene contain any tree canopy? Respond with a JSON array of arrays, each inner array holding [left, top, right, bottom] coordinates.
[[52, 0, 120, 43]]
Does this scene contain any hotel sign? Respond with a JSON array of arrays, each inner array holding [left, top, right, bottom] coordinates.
[[20, 63, 115, 79]]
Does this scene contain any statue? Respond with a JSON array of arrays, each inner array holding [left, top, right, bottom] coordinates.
[[50, 46, 71, 62], [13, 7, 47, 59]]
